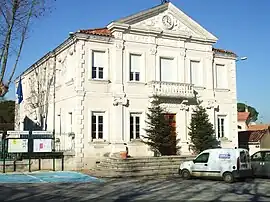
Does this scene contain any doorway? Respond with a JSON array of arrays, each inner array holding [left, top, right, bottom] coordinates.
[[164, 113, 177, 155]]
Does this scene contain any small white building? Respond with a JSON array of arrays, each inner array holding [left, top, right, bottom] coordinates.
[[15, 2, 239, 169]]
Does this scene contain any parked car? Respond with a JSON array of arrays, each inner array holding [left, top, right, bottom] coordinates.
[[179, 148, 253, 183], [251, 150, 270, 177]]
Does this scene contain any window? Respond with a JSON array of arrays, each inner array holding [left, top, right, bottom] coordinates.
[[240, 151, 248, 162], [91, 112, 104, 139], [194, 153, 209, 163], [160, 57, 176, 82], [130, 113, 141, 140], [130, 54, 141, 81], [251, 152, 263, 161], [264, 152, 270, 162], [190, 60, 202, 86], [92, 51, 105, 79], [217, 116, 226, 139], [216, 64, 227, 89]]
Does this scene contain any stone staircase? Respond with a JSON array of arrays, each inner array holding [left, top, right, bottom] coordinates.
[[88, 155, 194, 178]]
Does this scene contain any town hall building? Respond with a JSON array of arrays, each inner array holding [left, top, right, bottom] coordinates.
[[15, 2, 239, 169]]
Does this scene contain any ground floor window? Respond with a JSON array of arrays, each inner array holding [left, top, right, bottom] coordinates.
[[92, 112, 104, 139], [217, 115, 226, 139], [130, 113, 141, 140]]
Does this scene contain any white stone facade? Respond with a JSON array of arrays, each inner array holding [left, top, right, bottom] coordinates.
[[15, 2, 238, 169]]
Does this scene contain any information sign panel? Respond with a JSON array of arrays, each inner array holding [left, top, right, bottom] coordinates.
[[33, 139, 52, 152], [8, 139, 28, 153]]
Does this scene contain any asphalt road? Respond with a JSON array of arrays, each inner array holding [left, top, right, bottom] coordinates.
[[1, 177, 270, 201]]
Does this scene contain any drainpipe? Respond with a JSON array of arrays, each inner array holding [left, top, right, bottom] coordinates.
[[52, 51, 56, 171], [212, 53, 217, 136]]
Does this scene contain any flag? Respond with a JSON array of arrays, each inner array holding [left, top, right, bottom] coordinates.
[[16, 77, 23, 104]]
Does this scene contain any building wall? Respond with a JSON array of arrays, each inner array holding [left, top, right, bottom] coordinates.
[[15, 4, 238, 169], [261, 132, 270, 149], [76, 30, 238, 165], [238, 120, 248, 132]]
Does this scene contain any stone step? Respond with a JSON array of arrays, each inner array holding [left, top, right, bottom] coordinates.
[[91, 156, 194, 178], [96, 163, 180, 171], [100, 158, 193, 165], [104, 156, 194, 163], [97, 161, 181, 168]]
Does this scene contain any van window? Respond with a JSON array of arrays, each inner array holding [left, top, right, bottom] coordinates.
[[251, 152, 263, 161], [240, 151, 248, 162], [194, 153, 209, 163], [264, 152, 270, 161]]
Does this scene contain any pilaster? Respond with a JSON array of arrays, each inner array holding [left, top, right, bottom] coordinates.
[[204, 54, 215, 96], [74, 40, 86, 169], [112, 40, 125, 92], [202, 100, 219, 137], [148, 44, 157, 81], [178, 48, 186, 83]]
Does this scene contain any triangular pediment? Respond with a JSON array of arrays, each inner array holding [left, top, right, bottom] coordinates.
[[114, 3, 218, 42]]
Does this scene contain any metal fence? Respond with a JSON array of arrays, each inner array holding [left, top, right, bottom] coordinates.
[[55, 133, 75, 152], [1, 131, 75, 161]]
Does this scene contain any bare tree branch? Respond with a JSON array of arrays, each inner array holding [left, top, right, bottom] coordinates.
[[7, 0, 35, 86], [0, 0, 55, 97], [0, 0, 19, 84], [27, 60, 53, 129]]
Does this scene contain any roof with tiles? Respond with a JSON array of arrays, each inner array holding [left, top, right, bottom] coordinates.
[[248, 124, 270, 131], [238, 129, 269, 143], [238, 112, 250, 122], [212, 48, 237, 58], [78, 27, 236, 56], [79, 28, 112, 37]]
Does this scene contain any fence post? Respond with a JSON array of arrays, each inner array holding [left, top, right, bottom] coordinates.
[[2, 131, 6, 173], [52, 130, 55, 171], [28, 130, 32, 172]]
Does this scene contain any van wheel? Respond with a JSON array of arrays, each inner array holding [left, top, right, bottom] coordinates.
[[181, 169, 191, 180], [223, 172, 234, 183]]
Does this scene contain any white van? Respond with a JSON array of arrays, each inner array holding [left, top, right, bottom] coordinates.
[[179, 148, 253, 183]]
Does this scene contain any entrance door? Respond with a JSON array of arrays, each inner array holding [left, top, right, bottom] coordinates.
[[164, 113, 176, 155]]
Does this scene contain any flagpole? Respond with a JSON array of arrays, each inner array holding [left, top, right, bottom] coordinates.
[[16, 77, 23, 130]]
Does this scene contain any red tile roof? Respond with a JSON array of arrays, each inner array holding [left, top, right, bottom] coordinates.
[[79, 28, 112, 37], [248, 124, 270, 131], [78, 28, 236, 56], [238, 112, 250, 121], [238, 129, 269, 142], [213, 48, 237, 57]]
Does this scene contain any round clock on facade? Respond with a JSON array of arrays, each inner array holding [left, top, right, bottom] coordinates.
[[162, 15, 174, 29]]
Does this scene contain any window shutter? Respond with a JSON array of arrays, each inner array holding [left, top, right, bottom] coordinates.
[[130, 54, 141, 72], [216, 64, 227, 89], [92, 51, 105, 67], [190, 61, 202, 86], [160, 58, 176, 82]]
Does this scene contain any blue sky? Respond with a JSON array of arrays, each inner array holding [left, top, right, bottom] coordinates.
[[7, 0, 270, 123]]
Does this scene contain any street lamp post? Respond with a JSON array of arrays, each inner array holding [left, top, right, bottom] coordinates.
[[236, 56, 248, 62]]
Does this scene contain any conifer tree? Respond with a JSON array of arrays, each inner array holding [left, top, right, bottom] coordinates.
[[188, 105, 219, 154], [143, 95, 179, 155]]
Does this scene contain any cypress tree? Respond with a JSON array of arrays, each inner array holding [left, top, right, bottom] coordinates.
[[143, 95, 179, 155], [188, 105, 219, 154]]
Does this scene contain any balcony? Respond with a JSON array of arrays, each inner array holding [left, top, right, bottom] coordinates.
[[148, 81, 195, 98]]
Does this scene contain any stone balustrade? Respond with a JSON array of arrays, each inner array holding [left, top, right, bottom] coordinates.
[[148, 81, 194, 98]]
